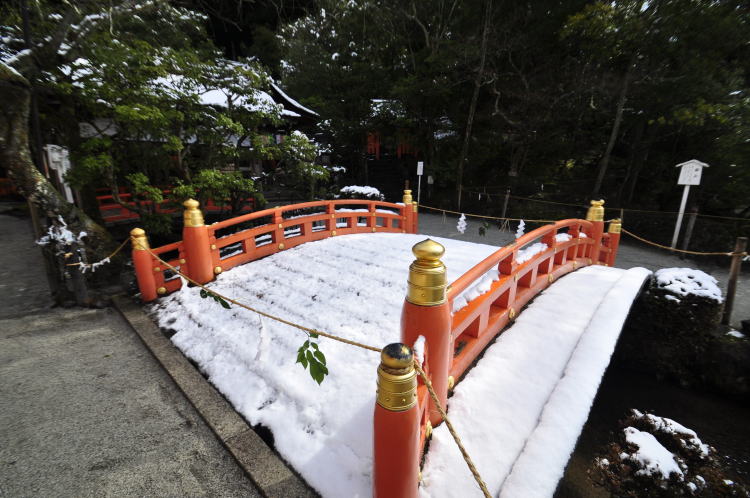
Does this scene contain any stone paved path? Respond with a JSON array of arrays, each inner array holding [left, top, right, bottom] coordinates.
[[0, 210, 261, 497]]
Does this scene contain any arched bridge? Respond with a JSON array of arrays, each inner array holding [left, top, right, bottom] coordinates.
[[133, 192, 649, 498]]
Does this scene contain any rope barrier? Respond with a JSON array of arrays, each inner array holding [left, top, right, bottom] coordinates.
[[621, 228, 748, 257], [459, 186, 750, 222], [65, 237, 130, 268], [418, 204, 557, 224], [139, 243, 493, 495], [144, 246, 383, 352], [415, 362, 492, 498]]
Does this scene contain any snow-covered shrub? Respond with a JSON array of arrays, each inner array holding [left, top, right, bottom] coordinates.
[[614, 267, 725, 389], [337, 185, 384, 201], [590, 409, 748, 497]]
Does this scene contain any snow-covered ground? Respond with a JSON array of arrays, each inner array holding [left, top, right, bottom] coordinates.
[[151, 233, 649, 497]]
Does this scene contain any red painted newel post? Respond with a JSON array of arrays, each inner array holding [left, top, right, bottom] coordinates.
[[586, 200, 605, 264], [130, 227, 158, 302], [401, 239, 451, 426], [182, 199, 215, 283], [373, 343, 421, 498], [607, 219, 622, 266], [403, 189, 414, 233]]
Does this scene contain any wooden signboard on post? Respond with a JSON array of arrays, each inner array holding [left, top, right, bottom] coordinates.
[[671, 159, 709, 248]]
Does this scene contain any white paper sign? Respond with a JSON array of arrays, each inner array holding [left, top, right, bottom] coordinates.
[[676, 160, 707, 186], [417, 161, 424, 176]]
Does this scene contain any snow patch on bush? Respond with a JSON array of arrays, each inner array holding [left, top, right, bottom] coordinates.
[[623, 427, 685, 479], [655, 268, 723, 302], [339, 185, 384, 200]]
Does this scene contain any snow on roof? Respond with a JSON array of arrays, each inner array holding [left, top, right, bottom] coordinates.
[[57, 58, 304, 119], [654, 268, 723, 302], [675, 159, 709, 168], [271, 81, 318, 116]]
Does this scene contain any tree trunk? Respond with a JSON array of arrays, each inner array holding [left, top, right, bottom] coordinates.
[[616, 119, 645, 204], [1, 64, 116, 305], [455, 0, 492, 210], [591, 61, 634, 198]]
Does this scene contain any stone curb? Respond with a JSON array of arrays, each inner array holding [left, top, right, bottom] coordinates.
[[112, 295, 318, 498]]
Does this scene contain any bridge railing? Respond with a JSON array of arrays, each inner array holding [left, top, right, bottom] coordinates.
[[373, 200, 622, 498], [130, 190, 420, 301], [97, 191, 256, 223]]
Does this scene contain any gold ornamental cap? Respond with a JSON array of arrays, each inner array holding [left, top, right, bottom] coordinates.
[[586, 199, 605, 222], [407, 239, 447, 306], [608, 219, 622, 234], [403, 189, 413, 205], [183, 198, 205, 227], [130, 227, 149, 251], [381, 343, 413, 369], [377, 343, 417, 412], [412, 239, 444, 263]]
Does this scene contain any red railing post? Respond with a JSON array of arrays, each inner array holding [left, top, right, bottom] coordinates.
[[273, 208, 285, 249], [373, 343, 420, 498], [401, 239, 451, 426], [585, 200, 605, 264], [402, 189, 414, 233], [368, 201, 377, 231], [130, 228, 158, 302], [326, 202, 336, 233], [607, 219, 621, 266], [182, 199, 216, 283]]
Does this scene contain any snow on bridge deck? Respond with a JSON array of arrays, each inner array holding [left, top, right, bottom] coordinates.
[[151, 233, 649, 498]]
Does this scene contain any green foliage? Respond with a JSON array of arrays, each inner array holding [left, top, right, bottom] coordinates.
[[172, 169, 260, 215], [278, 0, 750, 219], [296, 333, 329, 385], [199, 288, 231, 309]]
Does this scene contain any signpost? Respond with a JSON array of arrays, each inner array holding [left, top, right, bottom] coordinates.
[[671, 159, 709, 248], [416, 161, 424, 204]]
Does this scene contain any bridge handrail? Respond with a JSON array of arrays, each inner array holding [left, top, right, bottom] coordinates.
[[448, 219, 593, 299], [130, 192, 419, 302], [208, 199, 405, 231], [376, 201, 623, 498]]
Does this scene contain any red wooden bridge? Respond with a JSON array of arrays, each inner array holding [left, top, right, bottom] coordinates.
[[131, 191, 630, 497]]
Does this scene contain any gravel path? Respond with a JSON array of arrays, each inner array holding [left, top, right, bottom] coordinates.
[[0, 211, 261, 497]]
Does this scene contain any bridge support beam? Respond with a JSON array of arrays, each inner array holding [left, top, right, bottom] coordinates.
[[401, 239, 450, 426], [182, 199, 215, 284], [130, 228, 157, 302], [373, 343, 420, 498]]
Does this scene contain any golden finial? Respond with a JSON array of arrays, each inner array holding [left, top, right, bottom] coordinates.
[[376, 343, 417, 411], [130, 227, 149, 251], [403, 189, 413, 205], [183, 198, 205, 227], [407, 239, 447, 306], [608, 218, 622, 234], [586, 199, 605, 222]]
